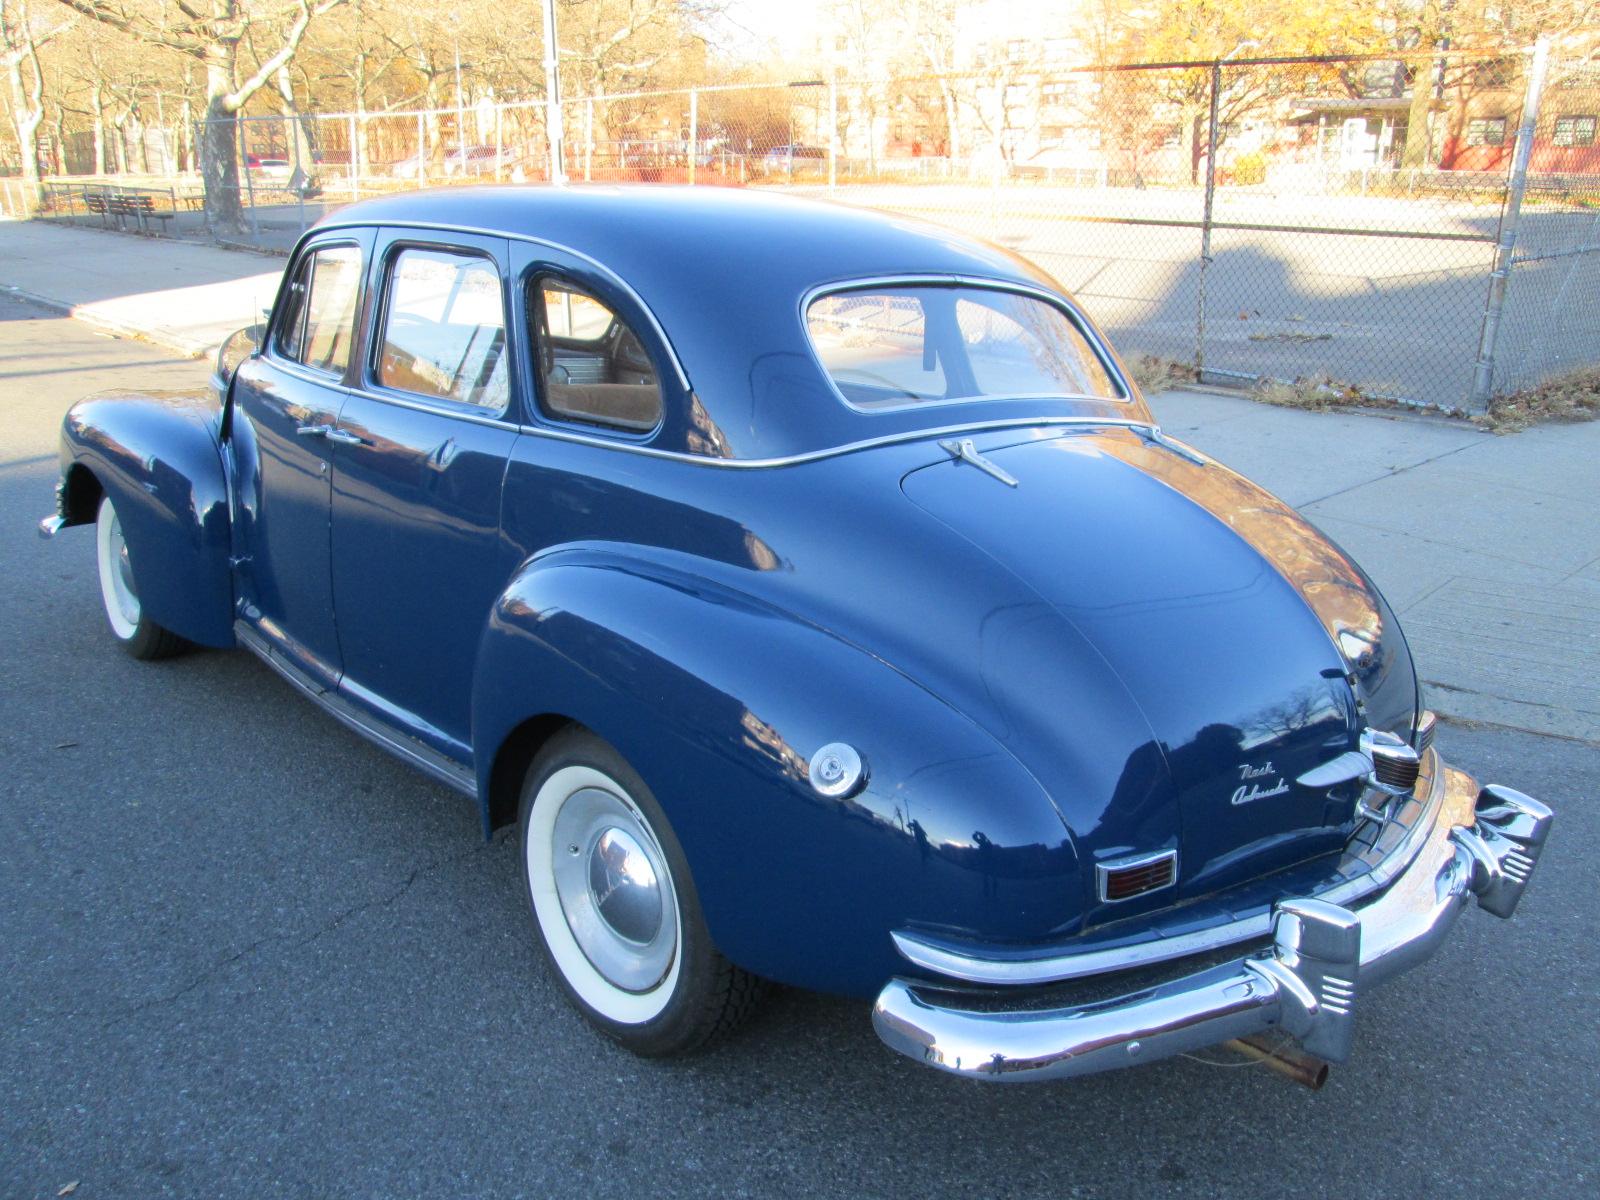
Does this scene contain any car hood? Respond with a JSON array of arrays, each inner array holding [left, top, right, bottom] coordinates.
[[897, 427, 1418, 917]]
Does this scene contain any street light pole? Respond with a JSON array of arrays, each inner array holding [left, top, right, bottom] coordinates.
[[542, 0, 567, 184]]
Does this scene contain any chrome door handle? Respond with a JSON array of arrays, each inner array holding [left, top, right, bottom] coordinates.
[[295, 423, 365, 447]]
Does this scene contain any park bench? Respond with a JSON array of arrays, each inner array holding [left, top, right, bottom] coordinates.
[[83, 190, 176, 235]]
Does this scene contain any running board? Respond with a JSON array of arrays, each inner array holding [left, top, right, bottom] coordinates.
[[234, 621, 477, 799]]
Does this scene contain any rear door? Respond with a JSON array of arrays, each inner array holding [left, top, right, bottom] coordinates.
[[327, 230, 519, 761], [230, 229, 373, 688]]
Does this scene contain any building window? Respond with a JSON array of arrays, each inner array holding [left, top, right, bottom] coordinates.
[[1466, 117, 1507, 147], [1553, 115, 1596, 147], [1041, 80, 1078, 103], [1006, 39, 1026, 64]]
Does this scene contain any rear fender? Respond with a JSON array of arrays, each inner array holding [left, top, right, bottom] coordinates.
[[59, 390, 234, 647], [471, 548, 1077, 997]]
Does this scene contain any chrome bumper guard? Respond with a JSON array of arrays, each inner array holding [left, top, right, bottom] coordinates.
[[872, 777, 1552, 1082]]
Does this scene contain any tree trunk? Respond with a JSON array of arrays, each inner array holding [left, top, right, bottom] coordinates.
[[1400, 70, 1434, 169], [92, 84, 105, 174], [201, 91, 244, 231]]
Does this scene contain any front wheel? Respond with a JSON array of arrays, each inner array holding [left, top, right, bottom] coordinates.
[[95, 496, 187, 660], [519, 729, 761, 1056]]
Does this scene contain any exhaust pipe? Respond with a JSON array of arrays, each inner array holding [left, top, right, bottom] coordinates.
[[1225, 1033, 1331, 1090]]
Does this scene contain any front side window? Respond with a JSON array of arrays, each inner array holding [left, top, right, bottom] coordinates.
[[530, 278, 662, 433], [278, 244, 362, 374], [377, 247, 508, 411], [805, 285, 1123, 410]]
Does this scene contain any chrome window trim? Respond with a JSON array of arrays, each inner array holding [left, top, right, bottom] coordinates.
[[342, 381, 524, 431], [309, 218, 693, 393], [268, 237, 364, 380], [303, 227, 1152, 468], [369, 238, 516, 423], [894, 748, 1445, 987], [799, 274, 1133, 415], [522, 267, 667, 443], [1095, 848, 1178, 903]]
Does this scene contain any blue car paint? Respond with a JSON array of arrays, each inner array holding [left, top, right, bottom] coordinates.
[[51, 187, 1420, 1000], [57, 391, 235, 648]]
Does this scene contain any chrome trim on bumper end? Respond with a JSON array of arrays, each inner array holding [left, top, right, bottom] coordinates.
[[872, 773, 1551, 1082], [38, 514, 66, 539]]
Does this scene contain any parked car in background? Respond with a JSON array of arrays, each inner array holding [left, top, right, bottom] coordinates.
[[761, 143, 827, 177], [444, 145, 503, 177], [41, 187, 1553, 1085]]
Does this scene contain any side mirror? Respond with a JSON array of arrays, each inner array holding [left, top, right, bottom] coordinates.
[[214, 324, 264, 391]]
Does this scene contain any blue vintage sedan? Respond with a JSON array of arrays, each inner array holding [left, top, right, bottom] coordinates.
[[41, 187, 1551, 1084]]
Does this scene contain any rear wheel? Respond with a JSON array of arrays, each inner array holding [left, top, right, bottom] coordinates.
[[95, 496, 187, 660], [518, 728, 761, 1055]]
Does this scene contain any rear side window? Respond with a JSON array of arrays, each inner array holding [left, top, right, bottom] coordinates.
[[377, 247, 508, 411], [806, 285, 1123, 409], [278, 244, 362, 374], [530, 278, 662, 433]]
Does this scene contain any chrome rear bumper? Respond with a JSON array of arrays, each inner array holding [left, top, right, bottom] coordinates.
[[872, 771, 1551, 1082]]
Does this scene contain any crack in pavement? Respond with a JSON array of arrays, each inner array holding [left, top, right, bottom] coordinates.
[[1296, 436, 1484, 509], [47, 836, 511, 1032]]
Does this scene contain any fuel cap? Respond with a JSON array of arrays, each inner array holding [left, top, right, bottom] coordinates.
[[808, 742, 867, 798]]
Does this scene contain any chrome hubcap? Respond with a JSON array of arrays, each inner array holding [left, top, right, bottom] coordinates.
[[551, 787, 677, 993]]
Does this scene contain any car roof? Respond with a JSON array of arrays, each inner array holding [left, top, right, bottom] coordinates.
[[314, 186, 1133, 460]]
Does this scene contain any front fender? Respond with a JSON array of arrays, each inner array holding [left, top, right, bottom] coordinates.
[[59, 389, 234, 647], [472, 548, 1081, 998]]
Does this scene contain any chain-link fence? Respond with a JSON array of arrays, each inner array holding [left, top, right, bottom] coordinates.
[[35, 46, 1598, 411]]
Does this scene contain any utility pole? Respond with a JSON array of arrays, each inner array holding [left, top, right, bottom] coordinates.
[[542, 0, 567, 184]]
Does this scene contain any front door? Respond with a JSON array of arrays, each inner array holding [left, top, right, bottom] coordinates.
[[328, 231, 518, 759], [229, 230, 372, 688]]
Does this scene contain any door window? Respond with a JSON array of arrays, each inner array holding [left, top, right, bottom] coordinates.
[[278, 244, 363, 374], [530, 278, 662, 433], [377, 247, 509, 412]]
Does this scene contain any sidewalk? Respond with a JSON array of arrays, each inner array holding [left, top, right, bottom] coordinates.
[[5, 217, 1596, 743], [0, 219, 283, 357]]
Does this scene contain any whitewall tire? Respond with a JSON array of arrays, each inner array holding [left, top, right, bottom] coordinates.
[[94, 496, 187, 660], [518, 728, 762, 1055]]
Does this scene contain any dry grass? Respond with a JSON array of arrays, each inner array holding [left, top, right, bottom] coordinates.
[[1248, 374, 1399, 414], [1126, 354, 1197, 394], [1477, 366, 1600, 434]]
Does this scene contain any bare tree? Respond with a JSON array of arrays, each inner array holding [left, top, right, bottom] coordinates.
[[3, 0, 71, 200], [55, 0, 346, 229]]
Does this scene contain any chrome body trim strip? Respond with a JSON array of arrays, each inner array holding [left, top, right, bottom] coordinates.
[[508, 414, 1165, 470], [872, 765, 1552, 1082], [234, 621, 477, 798], [894, 747, 1445, 986]]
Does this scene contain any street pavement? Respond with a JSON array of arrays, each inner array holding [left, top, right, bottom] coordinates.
[[2, 293, 1597, 1199]]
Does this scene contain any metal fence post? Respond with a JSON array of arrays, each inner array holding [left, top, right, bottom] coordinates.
[[584, 99, 593, 182], [828, 77, 838, 193], [1196, 59, 1223, 380], [1470, 36, 1552, 409], [688, 88, 698, 185], [542, 0, 567, 183]]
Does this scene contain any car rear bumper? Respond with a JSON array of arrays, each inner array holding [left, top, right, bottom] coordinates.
[[871, 765, 1552, 1082]]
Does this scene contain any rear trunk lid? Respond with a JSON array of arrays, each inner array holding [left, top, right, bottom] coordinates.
[[900, 427, 1413, 910]]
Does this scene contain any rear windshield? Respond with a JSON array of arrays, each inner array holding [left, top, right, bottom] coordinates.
[[805, 285, 1123, 410]]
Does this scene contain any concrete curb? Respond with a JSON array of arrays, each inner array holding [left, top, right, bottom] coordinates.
[[1, 283, 213, 360]]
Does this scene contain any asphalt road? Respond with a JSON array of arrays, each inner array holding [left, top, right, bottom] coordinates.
[[2, 296, 1595, 1199]]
